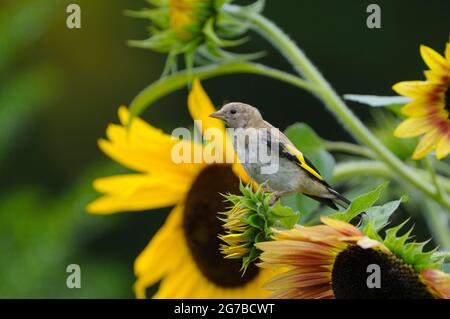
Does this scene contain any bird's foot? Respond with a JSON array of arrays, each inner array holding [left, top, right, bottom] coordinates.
[[269, 192, 284, 206]]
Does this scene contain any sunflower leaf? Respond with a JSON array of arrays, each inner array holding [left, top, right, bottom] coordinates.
[[360, 196, 407, 233], [270, 202, 295, 217], [268, 202, 300, 229], [241, 246, 260, 273], [328, 182, 389, 223], [278, 213, 301, 229], [284, 123, 324, 152], [245, 214, 264, 230], [363, 222, 383, 242], [281, 194, 320, 221], [343, 94, 411, 107], [254, 232, 267, 243]]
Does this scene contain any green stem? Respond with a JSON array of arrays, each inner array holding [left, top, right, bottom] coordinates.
[[424, 201, 450, 250], [324, 141, 375, 158], [332, 160, 450, 195], [225, 5, 450, 212], [333, 160, 450, 244], [421, 157, 450, 247], [424, 156, 446, 200], [434, 160, 450, 176], [129, 62, 319, 118], [332, 161, 391, 183]]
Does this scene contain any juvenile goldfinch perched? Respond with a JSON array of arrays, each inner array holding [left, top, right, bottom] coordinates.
[[210, 102, 350, 210]]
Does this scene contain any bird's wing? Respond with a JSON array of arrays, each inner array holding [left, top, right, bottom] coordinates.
[[265, 126, 328, 184], [280, 142, 327, 183]]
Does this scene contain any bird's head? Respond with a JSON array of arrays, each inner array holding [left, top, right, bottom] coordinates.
[[209, 102, 262, 128]]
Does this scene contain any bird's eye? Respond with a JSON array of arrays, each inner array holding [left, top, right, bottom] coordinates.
[[230, 109, 237, 114]]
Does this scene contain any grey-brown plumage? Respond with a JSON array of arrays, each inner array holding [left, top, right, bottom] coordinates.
[[210, 102, 350, 210]]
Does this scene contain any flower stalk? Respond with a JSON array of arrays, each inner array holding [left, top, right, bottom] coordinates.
[[424, 156, 447, 200], [324, 141, 376, 159], [224, 4, 450, 212], [332, 160, 450, 194], [129, 61, 319, 118]]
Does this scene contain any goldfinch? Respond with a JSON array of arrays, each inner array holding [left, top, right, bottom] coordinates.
[[210, 102, 350, 210]]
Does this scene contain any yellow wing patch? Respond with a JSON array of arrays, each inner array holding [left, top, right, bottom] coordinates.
[[284, 144, 324, 181]]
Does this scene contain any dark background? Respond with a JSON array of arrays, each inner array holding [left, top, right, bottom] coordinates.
[[0, 0, 449, 298]]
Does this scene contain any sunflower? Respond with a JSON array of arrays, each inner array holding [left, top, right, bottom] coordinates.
[[128, 0, 256, 73], [168, 0, 215, 40], [257, 217, 450, 299], [393, 40, 450, 160], [87, 79, 277, 298], [219, 183, 299, 272]]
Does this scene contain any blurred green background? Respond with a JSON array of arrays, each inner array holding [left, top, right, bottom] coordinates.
[[0, 0, 449, 298]]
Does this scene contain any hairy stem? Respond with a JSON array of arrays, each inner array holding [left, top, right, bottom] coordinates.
[[332, 160, 450, 194], [424, 156, 446, 200], [129, 62, 319, 118], [225, 4, 450, 212], [324, 141, 375, 158], [424, 201, 450, 250]]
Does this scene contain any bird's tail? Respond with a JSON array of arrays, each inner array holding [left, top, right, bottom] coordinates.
[[328, 188, 351, 210]]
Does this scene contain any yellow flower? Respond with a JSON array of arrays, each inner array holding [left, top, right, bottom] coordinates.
[[128, 0, 257, 73], [257, 217, 450, 299], [219, 183, 299, 273], [128, 0, 218, 54], [220, 203, 252, 260], [393, 40, 450, 160], [169, 0, 214, 40], [88, 79, 277, 298]]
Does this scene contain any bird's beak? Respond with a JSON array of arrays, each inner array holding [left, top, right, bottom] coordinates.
[[209, 110, 225, 120]]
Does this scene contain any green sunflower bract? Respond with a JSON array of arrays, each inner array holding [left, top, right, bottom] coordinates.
[[127, 0, 264, 75], [219, 183, 300, 273]]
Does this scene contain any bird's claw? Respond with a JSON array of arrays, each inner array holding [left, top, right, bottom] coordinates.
[[269, 192, 282, 206]]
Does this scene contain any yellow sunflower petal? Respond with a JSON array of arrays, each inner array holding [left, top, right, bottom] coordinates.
[[102, 108, 205, 175], [412, 129, 443, 159], [392, 81, 435, 98], [153, 258, 198, 299], [87, 183, 186, 214], [394, 117, 433, 138], [117, 106, 173, 143], [92, 173, 186, 195], [436, 133, 450, 159], [420, 268, 450, 299], [420, 45, 450, 75], [424, 70, 449, 84], [191, 281, 219, 299], [133, 206, 184, 298], [446, 41, 450, 62], [232, 162, 252, 183], [106, 122, 172, 148], [357, 236, 391, 254], [401, 98, 443, 117], [188, 78, 225, 133], [99, 136, 204, 178], [320, 217, 363, 237], [98, 139, 149, 173]]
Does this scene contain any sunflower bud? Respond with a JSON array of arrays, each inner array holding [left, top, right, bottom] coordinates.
[[168, 0, 215, 41], [219, 183, 300, 273], [127, 0, 264, 74]]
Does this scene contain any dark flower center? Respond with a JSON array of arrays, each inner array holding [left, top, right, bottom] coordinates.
[[183, 164, 259, 287], [332, 245, 433, 299], [445, 86, 450, 113]]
